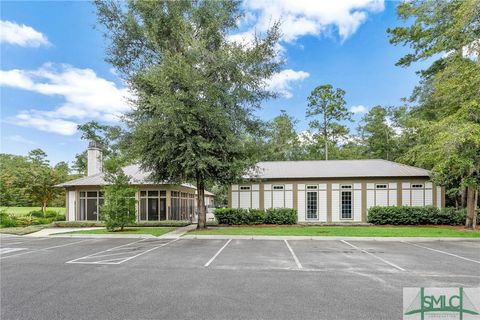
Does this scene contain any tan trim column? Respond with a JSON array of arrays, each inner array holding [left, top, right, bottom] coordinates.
[[259, 183, 264, 210], [432, 182, 437, 207], [361, 182, 367, 222], [441, 187, 446, 208], [397, 182, 402, 206], [327, 182, 332, 223], [166, 189, 172, 220], [293, 183, 298, 211], [227, 186, 232, 208]]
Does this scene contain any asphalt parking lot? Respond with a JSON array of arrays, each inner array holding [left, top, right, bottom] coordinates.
[[1, 234, 479, 320]]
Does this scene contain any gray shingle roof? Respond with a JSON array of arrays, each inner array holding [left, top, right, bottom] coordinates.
[[57, 164, 214, 196], [246, 160, 430, 179]]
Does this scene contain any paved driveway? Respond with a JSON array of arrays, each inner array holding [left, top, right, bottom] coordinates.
[[1, 234, 479, 320]]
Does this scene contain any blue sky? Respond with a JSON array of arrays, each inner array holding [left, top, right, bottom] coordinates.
[[1, 1, 424, 166]]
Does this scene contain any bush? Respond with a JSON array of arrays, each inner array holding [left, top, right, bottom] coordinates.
[[52, 221, 105, 228], [44, 210, 61, 219], [0, 210, 18, 228], [214, 208, 297, 225], [368, 206, 479, 225], [29, 210, 44, 218]]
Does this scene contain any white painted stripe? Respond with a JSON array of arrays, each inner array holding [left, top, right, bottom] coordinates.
[[341, 240, 405, 271], [0, 248, 27, 255], [0, 239, 92, 260], [204, 239, 231, 267], [117, 238, 179, 264], [66, 239, 146, 263], [402, 241, 480, 264], [284, 240, 302, 269]]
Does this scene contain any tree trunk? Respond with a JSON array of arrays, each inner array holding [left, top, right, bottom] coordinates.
[[465, 185, 476, 229], [41, 201, 47, 216], [196, 174, 207, 229], [473, 187, 478, 229], [323, 118, 328, 161], [461, 186, 467, 208]]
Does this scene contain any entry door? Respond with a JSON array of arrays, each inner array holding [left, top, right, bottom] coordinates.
[[159, 199, 166, 220], [148, 198, 159, 220]]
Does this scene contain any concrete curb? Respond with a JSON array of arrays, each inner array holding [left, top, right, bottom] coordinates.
[[182, 235, 480, 241], [51, 233, 157, 239]]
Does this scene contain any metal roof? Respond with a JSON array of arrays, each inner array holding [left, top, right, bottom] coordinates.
[[246, 160, 430, 179], [56, 164, 214, 196]]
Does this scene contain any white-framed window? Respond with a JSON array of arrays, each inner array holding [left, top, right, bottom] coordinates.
[[239, 186, 251, 190], [340, 185, 353, 219], [375, 184, 387, 189], [273, 185, 284, 190], [306, 190, 318, 219], [140, 190, 167, 221], [412, 184, 424, 189], [79, 191, 104, 221]]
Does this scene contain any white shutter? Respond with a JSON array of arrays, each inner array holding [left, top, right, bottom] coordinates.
[[436, 187, 442, 208], [285, 191, 293, 208], [251, 191, 260, 209], [297, 190, 306, 222], [354, 190, 362, 221], [68, 191, 76, 221], [367, 190, 375, 209], [232, 192, 239, 208], [239, 192, 251, 208], [272, 191, 284, 208], [388, 190, 397, 206], [375, 190, 388, 206], [411, 190, 424, 206], [331, 191, 340, 221], [264, 191, 272, 209], [319, 190, 327, 222]]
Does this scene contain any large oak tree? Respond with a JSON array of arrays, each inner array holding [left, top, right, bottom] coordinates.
[[94, 0, 282, 228]]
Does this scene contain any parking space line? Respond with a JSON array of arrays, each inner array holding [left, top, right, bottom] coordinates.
[[0, 239, 92, 260], [204, 239, 231, 267], [66, 239, 147, 263], [284, 240, 302, 269], [341, 240, 405, 271], [66, 238, 179, 265], [402, 241, 480, 264]]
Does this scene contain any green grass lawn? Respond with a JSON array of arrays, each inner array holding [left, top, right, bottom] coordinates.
[[190, 226, 480, 237], [64, 227, 176, 237], [0, 207, 65, 216]]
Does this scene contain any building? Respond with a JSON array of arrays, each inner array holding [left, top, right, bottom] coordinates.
[[229, 160, 444, 223], [57, 142, 214, 222]]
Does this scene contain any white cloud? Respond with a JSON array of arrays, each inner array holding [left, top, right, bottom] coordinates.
[[231, 0, 384, 44], [0, 20, 50, 47], [5, 134, 35, 145], [0, 63, 132, 135], [266, 69, 310, 98], [350, 105, 367, 114]]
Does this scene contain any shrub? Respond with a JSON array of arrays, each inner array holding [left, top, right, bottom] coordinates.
[[214, 208, 297, 225], [368, 206, 478, 225], [0, 210, 18, 228], [29, 210, 44, 218], [52, 221, 105, 228], [264, 208, 297, 225], [44, 210, 61, 219]]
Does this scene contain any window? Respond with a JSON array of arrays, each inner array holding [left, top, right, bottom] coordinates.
[[140, 190, 166, 221], [273, 185, 284, 190], [341, 189, 352, 219], [79, 191, 104, 221], [239, 186, 251, 190], [341, 185, 352, 189], [412, 184, 424, 189], [171, 191, 195, 220], [306, 185, 318, 190], [376, 184, 387, 189], [306, 191, 318, 219]]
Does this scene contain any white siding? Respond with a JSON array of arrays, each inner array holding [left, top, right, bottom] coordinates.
[[411, 189, 424, 206], [285, 184, 293, 191], [232, 185, 239, 191], [297, 190, 306, 222], [285, 191, 293, 208], [272, 191, 284, 208], [318, 190, 327, 221], [436, 187, 442, 208], [388, 190, 397, 206], [318, 183, 326, 190], [354, 190, 362, 221], [264, 184, 271, 191], [331, 189, 340, 222], [424, 188, 433, 206], [232, 192, 239, 208], [376, 190, 388, 206], [402, 189, 410, 206], [68, 191, 76, 221], [239, 192, 251, 209], [367, 190, 375, 209], [264, 191, 272, 209], [252, 184, 260, 191], [251, 191, 260, 209]]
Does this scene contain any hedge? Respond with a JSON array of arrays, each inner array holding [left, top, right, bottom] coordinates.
[[367, 206, 479, 225], [51, 220, 191, 228], [214, 208, 297, 225]]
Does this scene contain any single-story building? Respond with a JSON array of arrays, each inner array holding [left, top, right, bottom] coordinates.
[[57, 142, 214, 222], [229, 160, 444, 223]]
